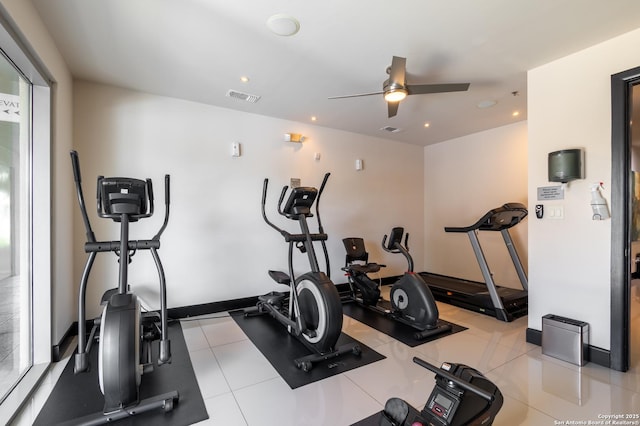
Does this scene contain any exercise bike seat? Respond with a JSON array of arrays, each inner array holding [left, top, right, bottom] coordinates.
[[342, 237, 385, 274]]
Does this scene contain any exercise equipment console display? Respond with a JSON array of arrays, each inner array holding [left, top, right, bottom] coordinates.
[[420, 203, 528, 322], [70, 151, 178, 424]]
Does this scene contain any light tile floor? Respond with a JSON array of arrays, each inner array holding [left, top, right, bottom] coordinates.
[[10, 296, 640, 425]]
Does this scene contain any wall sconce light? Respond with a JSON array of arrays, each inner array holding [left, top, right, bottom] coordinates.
[[284, 133, 305, 143]]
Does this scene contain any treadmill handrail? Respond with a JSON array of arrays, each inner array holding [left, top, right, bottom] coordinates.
[[445, 203, 527, 233]]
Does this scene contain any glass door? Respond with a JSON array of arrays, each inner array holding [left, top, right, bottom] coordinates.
[[0, 51, 32, 402]]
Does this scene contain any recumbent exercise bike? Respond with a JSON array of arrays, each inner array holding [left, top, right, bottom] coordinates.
[[70, 151, 178, 424], [342, 227, 451, 340], [245, 173, 361, 371]]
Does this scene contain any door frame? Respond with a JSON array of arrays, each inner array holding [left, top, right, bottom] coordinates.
[[610, 65, 640, 372]]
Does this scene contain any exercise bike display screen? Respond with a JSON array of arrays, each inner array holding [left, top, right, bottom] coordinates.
[[426, 391, 459, 421]]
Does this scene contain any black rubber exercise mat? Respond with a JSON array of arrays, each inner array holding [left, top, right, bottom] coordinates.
[[34, 321, 208, 426], [230, 310, 385, 389], [341, 301, 467, 347]]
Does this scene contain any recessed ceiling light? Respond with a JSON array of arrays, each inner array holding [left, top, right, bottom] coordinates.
[[267, 14, 300, 36], [477, 100, 497, 109], [512, 111, 520, 117], [240, 76, 249, 83], [311, 116, 317, 122], [423, 122, 430, 128]]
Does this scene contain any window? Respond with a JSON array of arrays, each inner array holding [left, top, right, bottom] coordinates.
[[0, 8, 51, 421], [0, 47, 32, 403]]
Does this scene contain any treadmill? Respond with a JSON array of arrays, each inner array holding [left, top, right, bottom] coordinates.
[[420, 203, 528, 322]]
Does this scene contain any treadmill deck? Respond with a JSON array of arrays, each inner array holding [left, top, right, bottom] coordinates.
[[419, 272, 528, 321]]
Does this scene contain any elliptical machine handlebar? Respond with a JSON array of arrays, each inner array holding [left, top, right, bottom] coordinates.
[[382, 227, 414, 272], [153, 174, 171, 240], [315, 172, 330, 233], [261, 178, 288, 238], [70, 150, 96, 244]]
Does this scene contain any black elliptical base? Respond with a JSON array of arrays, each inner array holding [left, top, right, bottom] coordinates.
[[58, 392, 180, 426], [294, 341, 361, 372]]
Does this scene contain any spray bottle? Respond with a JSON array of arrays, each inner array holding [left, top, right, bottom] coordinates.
[[590, 182, 610, 220]]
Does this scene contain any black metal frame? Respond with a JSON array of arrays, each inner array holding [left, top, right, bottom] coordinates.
[[610, 66, 640, 372]]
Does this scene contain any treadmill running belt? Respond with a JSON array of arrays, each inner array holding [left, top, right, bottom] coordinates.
[[419, 272, 528, 321]]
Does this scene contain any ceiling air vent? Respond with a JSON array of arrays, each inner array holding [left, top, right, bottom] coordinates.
[[226, 90, 261, 103], [380, 126, 402, 133]]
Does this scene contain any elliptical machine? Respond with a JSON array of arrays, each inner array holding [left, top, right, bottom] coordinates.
[[380, 357, 503, 426], [342, 227, 451, 340], [70, 151, 178, 424], [245, 173, 360, 371]]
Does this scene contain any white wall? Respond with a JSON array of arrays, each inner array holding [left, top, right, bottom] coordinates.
[[424, 121, 528, 289], [0, 0, 74, 345], [528, 28, 640, 349], [73, 81, 425, 318]]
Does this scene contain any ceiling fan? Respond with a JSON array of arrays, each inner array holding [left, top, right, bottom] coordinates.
[[328, 56, 470, 118]]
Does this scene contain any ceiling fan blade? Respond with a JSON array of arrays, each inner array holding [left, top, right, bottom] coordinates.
[[387, 101, 399, 118], [388, 56, 406, 87], [328, 91, 384, 99], [407, 82, 470, 95]]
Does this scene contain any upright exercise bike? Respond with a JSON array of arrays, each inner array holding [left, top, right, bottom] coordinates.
[[245, 173, 360, 371], [342, 227, 451, 340], [70, 151, 178, 424]]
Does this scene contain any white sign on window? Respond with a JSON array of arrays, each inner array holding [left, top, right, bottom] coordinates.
[[0, 93, 20, 123]]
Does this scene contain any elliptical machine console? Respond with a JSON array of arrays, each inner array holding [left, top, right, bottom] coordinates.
[[342, 227, 451, 340], [380, 357, 503, 426], [70, 151, 178, 424]]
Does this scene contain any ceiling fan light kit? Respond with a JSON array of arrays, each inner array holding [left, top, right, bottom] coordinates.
[[384, 88, 407, 102]]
